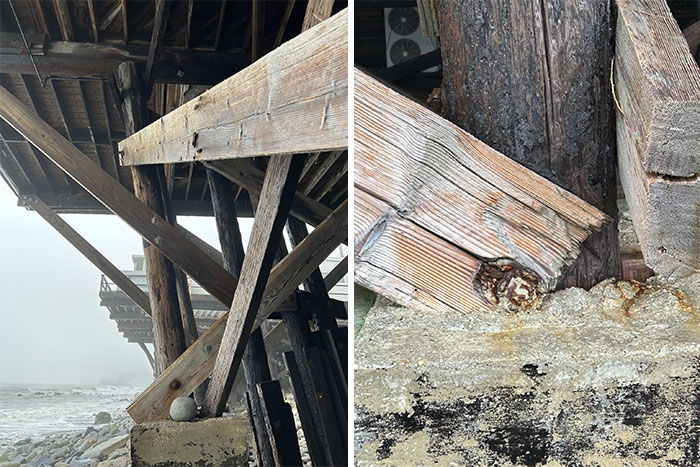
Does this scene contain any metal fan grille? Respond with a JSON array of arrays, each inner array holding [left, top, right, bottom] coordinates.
[[390, 39, 421, 65], [388, 7, 420, 36]]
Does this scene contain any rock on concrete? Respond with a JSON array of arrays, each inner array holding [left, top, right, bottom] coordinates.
[[130, 417, 249, 467], [169, 396, 197, 421], [355, 273, 700, 466]]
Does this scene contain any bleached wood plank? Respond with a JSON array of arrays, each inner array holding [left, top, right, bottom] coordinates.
[[355, 69, 608, 291], [119, 9, 348, 166], [126, 200, 348, 423], [616, 0, 700, 177]]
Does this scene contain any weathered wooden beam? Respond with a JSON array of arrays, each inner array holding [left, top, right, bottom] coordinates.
[[324, 255, 347, 290], [0, 84, 238, 312], [143, 0, 172, 99], [121, 0, 128, 43], [184, 0, 194, 48], [355, 69, 609, 313], [214, 0, 227, 51], [438, 0, 619, 289], [117, 61, 186, 375], [206, 159, 332, 228], [303, 0, 335, 31], [126, 199, 347, 423], [256, 381, 304, 467], [118, 9, 348, 166], [86, 0, 99, 42], [206, 166, 275, 466], [252, 0, 265, 61], [616, 0, 700, 177], [299, 150, 342, 195], [201, 154, 303, 417], [138, 342, 156, 373], [274, 0, 297, 48], [615, 0, 700, 276], [22, 194, 151, 314], [0, 35, 249, 85], [52, 0, 74, 42]]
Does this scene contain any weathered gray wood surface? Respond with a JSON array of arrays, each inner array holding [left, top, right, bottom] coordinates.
[[615, 0, 700, 276], [202, 154, 303, 417], [118, 9, 348, 166], [616, 0, 700, 177], [438, 0, 619, 289], [355, 69, 609, 315], [126, 200, 347, 423]]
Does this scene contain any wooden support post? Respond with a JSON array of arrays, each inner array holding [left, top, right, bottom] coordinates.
[[201, 155, 305, 417], [126, 199, 347, 424], [206, 166, 276, 467], [256, 381, 303, 467], [355, 69, 609, 315], [117, 61, 186, 375], [286, 216, 337, 330], [138, 342, 156, 374], [21, 194, 151, 314], [615, 0, 700, 276], [303, 0, 335, 31], [438, 0, 619, 289], [118, 9, 348, 166], [323, 255, 347, 291]]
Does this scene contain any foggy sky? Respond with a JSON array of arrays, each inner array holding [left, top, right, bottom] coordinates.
[[0, 180, 254, 387]]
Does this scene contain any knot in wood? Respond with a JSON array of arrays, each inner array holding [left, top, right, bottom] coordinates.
[[473, 258, 545, 312]]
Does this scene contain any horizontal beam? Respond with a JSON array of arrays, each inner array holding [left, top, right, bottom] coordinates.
[[118, 8, 348, 166], [0, 34, 249, 85], [127, 199, 348, 423]]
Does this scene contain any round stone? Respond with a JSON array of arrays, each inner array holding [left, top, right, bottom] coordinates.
[[169, 397, 197, 421]]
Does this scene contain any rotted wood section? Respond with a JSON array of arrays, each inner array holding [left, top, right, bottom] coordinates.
[[354, 69, 609, 314], [615, 0, 700, 276]]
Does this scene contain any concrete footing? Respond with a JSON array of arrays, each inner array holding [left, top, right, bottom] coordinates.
[[130, 417, 250, 467], [355, 273, 700, 465]]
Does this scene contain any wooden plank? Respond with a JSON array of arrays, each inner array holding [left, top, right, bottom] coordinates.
[[144, 0, 172, 98], [21, 194, 151, 315], [355, 69, 608, 300], [416, 0, 439, 36], [214, 0, 227, 51], [283, 351, 325, 465], [86, 0, 99, 42], [0, 35, 250, 85], [616, 0, 700, 177], [324, 255, 347, 290], [299, 150, 342, 195], [438, 0, 619, 289], [0, 83, 238, 312], [205, 159, 332, 228], [206, 165, 275, 467], [117, 62, 186, 375], [256, 380, 303, 467], [615, 0, 700, 276], [201, 154, 303, 416], [303, 0, 335, 31], [126, 199, 347, 423], [184, 0, 194, 48], [118, 9, 348, 166]]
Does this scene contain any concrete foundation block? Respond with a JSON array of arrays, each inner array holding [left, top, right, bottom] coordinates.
[[130, 417, 250, 467], [355, 273, 700, 465]]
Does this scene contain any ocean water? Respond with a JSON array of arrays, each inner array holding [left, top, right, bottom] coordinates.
[[0, 384, 141, 449]]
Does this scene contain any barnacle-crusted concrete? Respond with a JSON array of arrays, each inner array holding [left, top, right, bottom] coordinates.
[[354, 273, 700, 466]]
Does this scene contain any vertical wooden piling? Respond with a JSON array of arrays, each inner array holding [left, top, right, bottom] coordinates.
[[438, 0, 620, 289], [116, 61, 187, 374]]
